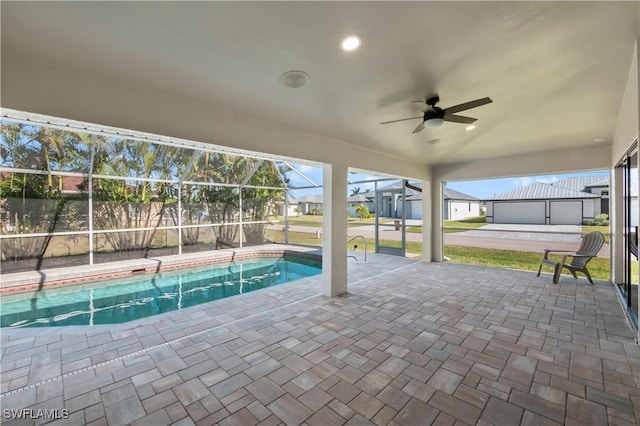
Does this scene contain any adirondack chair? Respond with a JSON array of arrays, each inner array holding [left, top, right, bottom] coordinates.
[[537, 231, 605, 285]]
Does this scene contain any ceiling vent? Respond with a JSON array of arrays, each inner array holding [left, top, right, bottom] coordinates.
[[280, 70, 309, 88]]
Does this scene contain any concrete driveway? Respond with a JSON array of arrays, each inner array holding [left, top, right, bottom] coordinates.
[[451, 224, 583, 242]]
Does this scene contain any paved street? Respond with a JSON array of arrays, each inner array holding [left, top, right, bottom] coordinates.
[[271, 223, 610, 258]]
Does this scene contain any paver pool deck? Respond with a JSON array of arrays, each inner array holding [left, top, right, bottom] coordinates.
[[1, 251, 638, 425]]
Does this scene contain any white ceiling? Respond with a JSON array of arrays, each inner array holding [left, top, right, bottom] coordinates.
[[1, 2, 638, 166]]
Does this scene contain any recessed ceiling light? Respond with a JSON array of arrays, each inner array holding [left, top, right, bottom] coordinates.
[[593, 138, 606, 143], [340, 35, 361, 52], [465, 125, 476, 131]]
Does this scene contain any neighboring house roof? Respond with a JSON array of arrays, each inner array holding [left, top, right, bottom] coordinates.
[[585, 178, 609, 188], [277, 198, 298, 205], [1, 172, 88, 195], [398, 183, 478, 202], [552, 175, 609, 192], [377, 181, 479, 202], [376, 181, 403, 190], [348, 193, 371, 203], [377, 181, 420, 197], [487, 181, 600, 201], [443, 188, 479, 201], [294, 194, 323, 203], [488, 174, 611, 201], [61, 176, 87, 194]]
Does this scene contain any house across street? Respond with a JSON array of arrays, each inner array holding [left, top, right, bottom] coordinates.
[[485, 175, 609, 225]]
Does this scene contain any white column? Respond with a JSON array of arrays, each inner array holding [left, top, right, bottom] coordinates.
[[322, 163, 348, 296], [431, 181, 444, 262], [421, 179, 432, 262]]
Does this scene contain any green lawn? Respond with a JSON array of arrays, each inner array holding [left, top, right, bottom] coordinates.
[[268, 228, 612, 281], [407, 216, 487, 233], [443, 216, 488, 233], [268, 215, 323, 227], [444, 245, 610, 280]]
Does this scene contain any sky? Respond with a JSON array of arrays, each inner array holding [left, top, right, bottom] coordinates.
[[285, 165, 609, 200]]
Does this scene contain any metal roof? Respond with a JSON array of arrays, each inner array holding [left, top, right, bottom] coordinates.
[[443, 188, 480, 201], [585, 178, 609, 188], [347, 193, 373, 203], [378, 181, 478, 202], [487, 181, 600, 201], [552, 175, 609, 192], [406, 187, 480, 202], [293, 194, 323, 203]]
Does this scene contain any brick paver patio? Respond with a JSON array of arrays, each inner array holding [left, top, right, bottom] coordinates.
[[1, 253, 639, 425]]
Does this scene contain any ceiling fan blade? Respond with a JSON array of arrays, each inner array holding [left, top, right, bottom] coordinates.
[[411, 100, 429, 113], [444, 97, 493, 114], [444, 115, 477, 124], [380, 116, 423, 125], [412, 121, 426, 134]]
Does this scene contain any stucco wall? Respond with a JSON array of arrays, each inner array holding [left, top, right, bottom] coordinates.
[[612, 43, 639, 163], [447, 200, 480, 221]]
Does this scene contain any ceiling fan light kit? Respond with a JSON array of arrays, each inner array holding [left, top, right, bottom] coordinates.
[[424, 118, 444, 128], [381, 95, 493, 134]]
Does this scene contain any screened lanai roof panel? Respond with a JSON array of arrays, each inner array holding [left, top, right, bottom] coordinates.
[[278, 163, 322, 189], [186, 152, 260, 184], [243, 160, 287, 188], [1, 121, 92, 173], [2, 110, 325, 191]]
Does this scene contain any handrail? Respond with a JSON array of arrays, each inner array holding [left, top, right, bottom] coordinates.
[[347, 235, 367, 262]]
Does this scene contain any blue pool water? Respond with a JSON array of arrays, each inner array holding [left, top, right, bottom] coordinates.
[[0, 257, 321, 328]]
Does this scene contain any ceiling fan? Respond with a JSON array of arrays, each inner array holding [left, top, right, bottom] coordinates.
[[381, 95, 493, 133]]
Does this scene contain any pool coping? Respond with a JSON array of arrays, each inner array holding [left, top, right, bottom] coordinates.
[[0, 244, 322, 295]]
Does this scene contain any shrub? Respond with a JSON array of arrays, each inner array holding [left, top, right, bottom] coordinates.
[[355, 205, 372, 219], [594, 213, 609, 226]]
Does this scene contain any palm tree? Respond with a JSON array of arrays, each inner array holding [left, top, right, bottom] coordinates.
[[0, 123, 88, 260], [241, 161, 287, 244], [92, 138, 173, 252], [350, 187, 361, 196], [355, 204, 371, 219]]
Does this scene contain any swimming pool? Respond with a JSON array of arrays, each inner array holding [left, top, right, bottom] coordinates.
[[0, 256, 321, 328]]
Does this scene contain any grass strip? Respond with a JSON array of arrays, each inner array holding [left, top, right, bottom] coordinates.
[[266, 229, 611, 281]]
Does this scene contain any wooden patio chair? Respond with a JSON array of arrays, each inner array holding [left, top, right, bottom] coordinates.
[[536, 231, 605, 285]]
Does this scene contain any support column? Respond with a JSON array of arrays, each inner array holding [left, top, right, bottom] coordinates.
[[421, 179, 432, 262], [431, 181, 444, 262], [322, 163, 348, 296]]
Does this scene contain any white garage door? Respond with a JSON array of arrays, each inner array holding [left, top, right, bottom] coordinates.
[[411, 200, 422, 220], [550, 201, 582, 225], [494, 202, 545, 224]]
